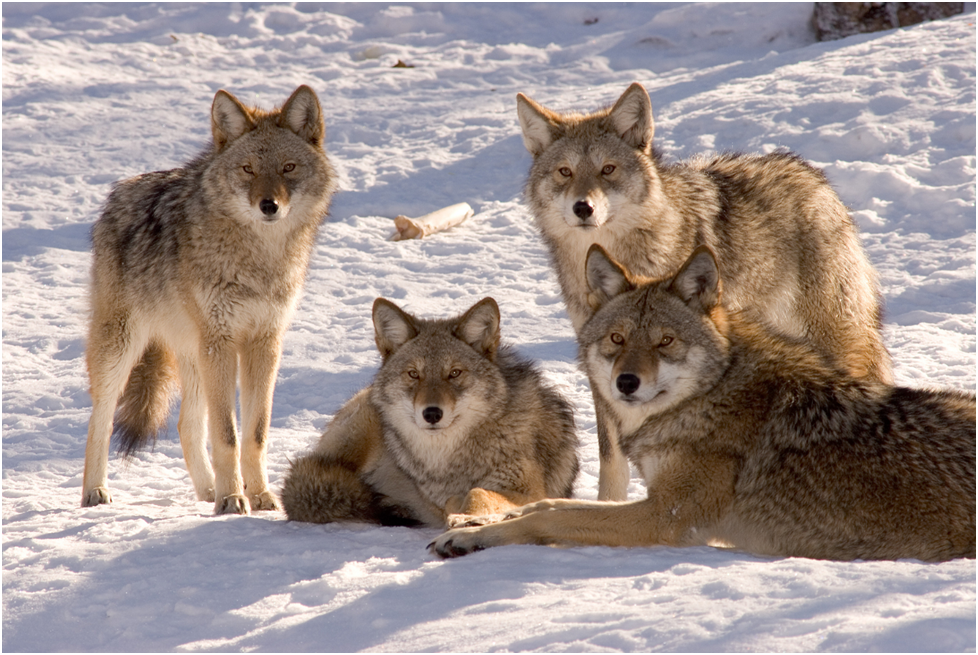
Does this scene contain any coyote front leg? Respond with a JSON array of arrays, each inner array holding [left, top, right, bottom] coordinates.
[[239, 331, 283, 511], [431, 455, 737, 557], [200, 338, 248, 515], [176, 355, 215, 502], [594, 389, 630, 501]]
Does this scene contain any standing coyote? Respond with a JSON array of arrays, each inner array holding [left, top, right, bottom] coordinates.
[[82, 85, 337, 515], [430, 246, 975, 562], [281, 297, 580, 528], [517, 82, 892, 501]]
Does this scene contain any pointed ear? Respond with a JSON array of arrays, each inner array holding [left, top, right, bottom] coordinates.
[[607, 83, 654, 153], [373, 298, 418, 360], [669, 246, 721, 312], [279, 85, 325, 147], [585, 245, 633, 311], [211, 90, 254, 149], [455, 297, 501, 360], [517, 93, 560, 157]]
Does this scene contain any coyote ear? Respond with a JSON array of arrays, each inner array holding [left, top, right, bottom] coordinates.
[[608, 83, 654, 154], [455, 297, 501, 360], [373, 298, 419, 360], [585, 245, 633, 311], [212, 90, 255, 149], [279, 85, 325, 147], [517, 93, 560, 157], [669, 246, 721, 312]]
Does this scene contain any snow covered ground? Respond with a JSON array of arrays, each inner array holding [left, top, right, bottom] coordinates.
[[2, 3, 975, 651]]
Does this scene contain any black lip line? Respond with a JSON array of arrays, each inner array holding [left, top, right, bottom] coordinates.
[[618, 390, 664, 404], [420, 421, 453, 431]]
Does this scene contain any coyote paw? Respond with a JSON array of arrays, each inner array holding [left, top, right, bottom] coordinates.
[[215, 494, 250, 516], [195, 486, 216, 503], [428, 528, 487, 559], [446, 513, 506, 528], [82, 487, 112, 507], [248, 490, 281, 512]]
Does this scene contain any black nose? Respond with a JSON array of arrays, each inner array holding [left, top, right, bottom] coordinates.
[[422, 406, 443, 425], [573, 200, 594, 220], [259, 199, 279, 216], [616, 374, 641, 395]]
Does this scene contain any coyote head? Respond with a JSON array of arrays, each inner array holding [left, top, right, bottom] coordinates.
[[580, 245, 730, 429], [518, 83, 660, 233]]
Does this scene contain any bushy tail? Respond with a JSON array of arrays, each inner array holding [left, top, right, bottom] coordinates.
[[281, 454, 421, 527], [114, 341, 178, 459]]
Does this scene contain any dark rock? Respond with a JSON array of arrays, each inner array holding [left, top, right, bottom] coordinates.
[[813, 2, 965, 41]]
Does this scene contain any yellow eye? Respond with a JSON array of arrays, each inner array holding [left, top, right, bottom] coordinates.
[[407, 370, 420, 380], [602, 164, 616, 175], [558, 167, 572, 178], [449, 369, 462, 379], [659, 336, 673, 347], [610, 333, 624, 345], [283, 163, 295, 173], [243, 165, 254, 174]]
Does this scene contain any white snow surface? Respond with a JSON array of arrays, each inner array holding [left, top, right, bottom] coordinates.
[[2, 3, 975, 652]]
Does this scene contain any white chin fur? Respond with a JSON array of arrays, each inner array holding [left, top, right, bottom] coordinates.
[[588, 350, 693, 436], [387, 400, 470, 473]]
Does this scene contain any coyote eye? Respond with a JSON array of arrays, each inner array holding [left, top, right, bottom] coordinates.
[[407, 370, 420, 380], [283, 163, 296, 173], [558, 167, 572, 178], [602, 164, 616, 175], [243, 165, 254, 175], [448, 369, 462, 379], [659, 336, 674, 347], [610, 333, 624, 345]]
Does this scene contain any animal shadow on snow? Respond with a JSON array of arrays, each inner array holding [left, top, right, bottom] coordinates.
[[14, 524, 962, 652]]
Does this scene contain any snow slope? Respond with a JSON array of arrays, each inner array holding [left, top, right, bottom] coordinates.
[[2, 3, 975, 651]]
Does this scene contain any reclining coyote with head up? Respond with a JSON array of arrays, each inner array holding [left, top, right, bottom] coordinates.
[[430, 247, 974, 562], [282, 297, 580, 528]]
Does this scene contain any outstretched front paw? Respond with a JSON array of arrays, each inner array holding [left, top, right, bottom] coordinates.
[[428, 527, 488, 559]]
